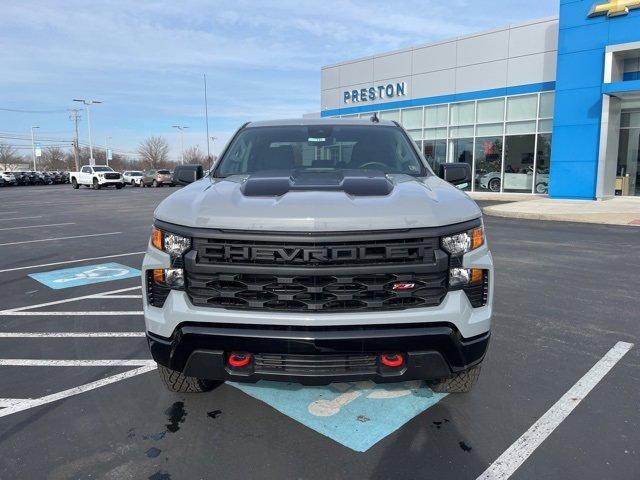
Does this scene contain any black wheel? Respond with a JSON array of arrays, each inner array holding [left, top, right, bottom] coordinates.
[[428, 365, 482, 393], [72, 178, 79, 189], [92, 178, 101, 190], [535, 182, 548, 194], [157, 365, 221, 393], [152, 180, 159, 188], [115, 183, 123, 190], [488, 178, 501, 192]]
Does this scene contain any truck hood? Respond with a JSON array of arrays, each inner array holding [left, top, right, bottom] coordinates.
[[154, 174, 481, 232]]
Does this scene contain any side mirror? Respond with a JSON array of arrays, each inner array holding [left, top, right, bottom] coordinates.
[[174, 165, 204, 185], [438, 163, 472, 186]]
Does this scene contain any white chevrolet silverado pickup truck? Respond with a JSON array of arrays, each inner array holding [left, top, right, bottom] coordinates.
[[70, 165, 124, 190]]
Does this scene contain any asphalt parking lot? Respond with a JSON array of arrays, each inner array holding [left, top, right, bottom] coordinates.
[[0, 184, 638, 480]]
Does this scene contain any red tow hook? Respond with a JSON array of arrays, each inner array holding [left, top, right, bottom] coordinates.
[[380, 353, 404, 368], [228, 352, 252, 368]]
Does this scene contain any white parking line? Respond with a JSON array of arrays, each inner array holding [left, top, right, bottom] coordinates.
[[0, 216, 43, 222], [476, 341, 634, 480], [0, 222, 75, 231], [0, 332, 145, 338], [0, 286, 141, 313], [0, 398, 31, 408], [0, 364, 157, 418], [1, 311, 144, 316], [0, 231, 121, 247], [0, 251, 145, 273], [0, 359, 155, 367]]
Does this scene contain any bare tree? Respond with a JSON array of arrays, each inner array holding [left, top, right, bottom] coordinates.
[[183, 146, 207, 166], [0, 143, 22, 170], [138, 136, 170, 169], [40, 147, 67, 170]]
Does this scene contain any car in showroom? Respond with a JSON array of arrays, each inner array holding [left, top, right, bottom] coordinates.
[[142, 118, 494, 395], [478, 167, 548, 193]]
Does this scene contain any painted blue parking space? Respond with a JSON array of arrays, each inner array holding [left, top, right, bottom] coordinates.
[[230, 380, 447, 452], [29, 262, 140, 289]]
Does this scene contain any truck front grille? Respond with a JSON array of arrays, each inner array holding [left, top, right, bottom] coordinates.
[[185, 271, 447, 312], [104, 173, 120, 180], [183, 229, 453, 313]]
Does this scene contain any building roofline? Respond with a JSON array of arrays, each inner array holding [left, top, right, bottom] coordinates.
[[321, 15, 559, 70]]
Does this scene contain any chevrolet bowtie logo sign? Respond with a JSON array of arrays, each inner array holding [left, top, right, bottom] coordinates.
[[589, 0, 640, 17]]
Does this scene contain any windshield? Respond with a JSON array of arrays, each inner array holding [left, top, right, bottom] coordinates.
[[215, 125, 426, 177], [158, 170, 170, 174], [131, 172, 143, 176], [93, 166, 113, 172]]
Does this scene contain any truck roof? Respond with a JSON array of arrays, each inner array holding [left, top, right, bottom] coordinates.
[[246, 118, 398, 128]]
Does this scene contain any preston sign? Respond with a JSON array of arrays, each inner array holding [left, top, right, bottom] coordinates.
[[343, 82, 407, 104]]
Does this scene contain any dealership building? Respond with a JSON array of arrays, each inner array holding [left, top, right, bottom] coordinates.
[[320, 0, 640, 199]]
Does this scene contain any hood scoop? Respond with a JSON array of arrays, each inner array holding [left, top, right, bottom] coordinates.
[[240, 170, 394, 197]]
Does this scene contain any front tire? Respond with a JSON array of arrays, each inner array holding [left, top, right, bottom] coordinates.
[[428, 365, 482, 393], [115, 183, 123, 190], [72, 178, 79, 189], [488, 178, 501, 192], [535, 182, 548, 194], [152, 180, 159, 188], [157, 365, 221, 393], [92, 178, 101, 190]]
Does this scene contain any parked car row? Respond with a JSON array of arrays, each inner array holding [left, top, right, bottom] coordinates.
[[1, 165, 206, 190], [123, 166, 204, 188], [68, 164, 206, 191], [0, 171, 70, 187]]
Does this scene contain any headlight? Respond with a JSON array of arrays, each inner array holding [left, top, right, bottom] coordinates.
[[151, 227, 191, 256], [441, 225, 484, 257], [97, 173, 104, 177]]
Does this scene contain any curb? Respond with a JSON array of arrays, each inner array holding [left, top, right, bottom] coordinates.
[[483, 206, 640, 226]]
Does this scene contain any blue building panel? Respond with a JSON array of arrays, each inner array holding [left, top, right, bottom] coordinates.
[[558, 23, 610, 55], [549, 161, 599, 198], [555, 50, 605, 91], [550, 1, 640, 199], [553, 87, 603, 126]]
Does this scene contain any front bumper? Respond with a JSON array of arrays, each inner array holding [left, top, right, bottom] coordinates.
[[147, 323, 490, 385], [143, 228, 494, 385]]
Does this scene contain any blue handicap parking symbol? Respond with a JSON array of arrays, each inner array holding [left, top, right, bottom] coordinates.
[[229, 380, 447, 452], [29, 262, 141, 289]]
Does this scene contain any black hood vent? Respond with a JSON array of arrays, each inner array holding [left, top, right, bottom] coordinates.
[[240, 170, 394, 197]]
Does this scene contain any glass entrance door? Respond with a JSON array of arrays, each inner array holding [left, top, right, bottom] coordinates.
[[616, 110, 640, 196]]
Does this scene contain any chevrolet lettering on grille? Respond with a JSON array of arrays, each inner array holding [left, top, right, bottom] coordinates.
[[222, 245, 426, 263]]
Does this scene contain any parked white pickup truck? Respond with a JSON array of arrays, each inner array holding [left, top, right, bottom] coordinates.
[[70, 165, 124, 190]]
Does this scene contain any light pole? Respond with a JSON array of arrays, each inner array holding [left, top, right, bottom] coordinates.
[[172, 125, 188, 164], [73, 98, 103, 165], [30, 126, 40, 171], [105, 136, 112, 166]]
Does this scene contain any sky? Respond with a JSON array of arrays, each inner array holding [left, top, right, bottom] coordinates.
[[0, 0, 559, 162]]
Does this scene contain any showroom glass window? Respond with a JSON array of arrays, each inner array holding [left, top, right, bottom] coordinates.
[[448, 102, 474, 191], [535, 92, 554, 194], [335, 90, 555, 193], [424, 105, 448, 172], [475, 98, 505, 192], [402, 107, 424, 151], [503, 95, 538, 193]]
